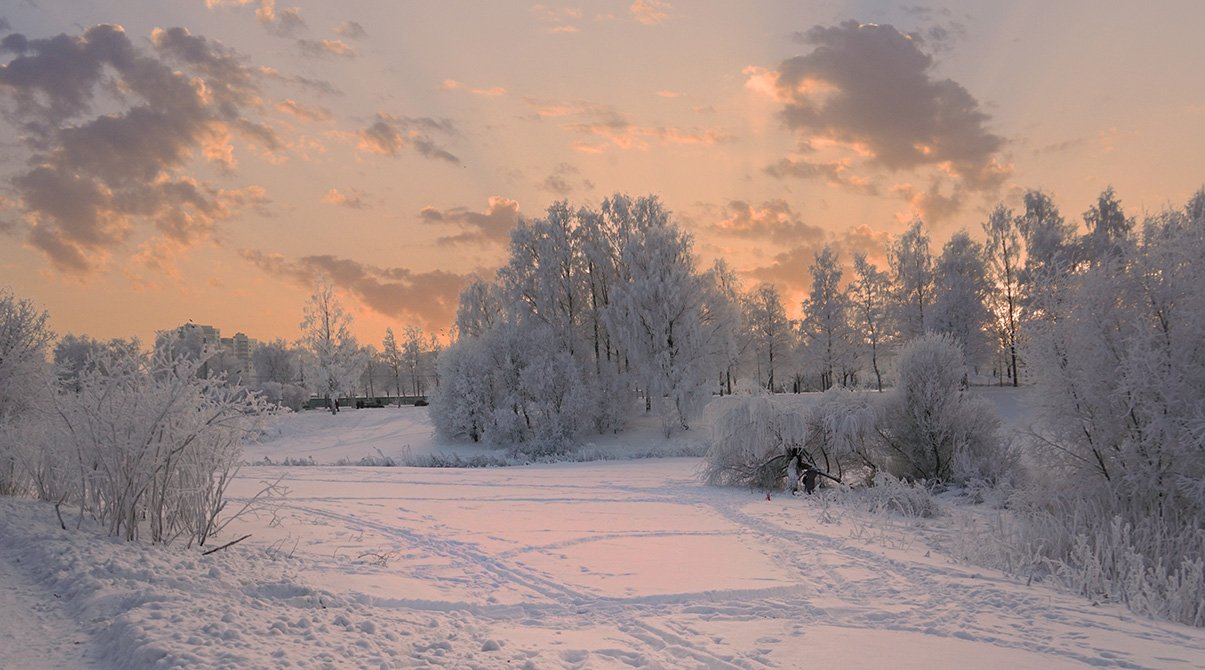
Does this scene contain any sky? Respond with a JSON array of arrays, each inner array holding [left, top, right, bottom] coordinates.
[[1, 1, 1202, 347]]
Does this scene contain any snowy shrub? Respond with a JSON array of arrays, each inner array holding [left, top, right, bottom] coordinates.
[[876, 333, 1007, 485], [803, 387, 879, 482], [40, 348, 272, 546], [703, 396, 805, 488], [257, 381, 307, 411], [855, 473, 939, 518], [704, 392, 884, 489], [433, 323, 592, 455]]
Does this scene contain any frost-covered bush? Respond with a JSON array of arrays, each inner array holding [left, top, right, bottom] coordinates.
[[432, 323, 593, 455], [803, 387, 879, 482], [845, 473, 939, 518], [257, 381, 307, 412], [877, 333, 1006, 484], [36, 349, 272, 546], [703, 396, 805, 488], [703, 391, 878, 489]]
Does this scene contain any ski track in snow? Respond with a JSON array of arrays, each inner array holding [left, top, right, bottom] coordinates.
[[219, 462, 1203, 669]]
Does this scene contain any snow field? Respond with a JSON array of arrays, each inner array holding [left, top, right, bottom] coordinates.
[[2, 392, 1203, 669], [5, 457, 1202, 668]]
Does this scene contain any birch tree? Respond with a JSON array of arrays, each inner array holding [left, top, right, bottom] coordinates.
[[982, 205, 1023, 385], [743, 284, 791, 392], [849, 252, 890, 391], [800, 245, 855, 390], [888, 220, 933, 342], [299, 277, 364, 413]]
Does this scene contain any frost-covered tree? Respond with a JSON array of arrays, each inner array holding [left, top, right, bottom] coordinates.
[[1079, 186, 1134, 268], [888, 220, 933, 343], [299, 277, 365, 413], [401, 325, 426, 396], [381, 328, 404, 401], [576, 204, 621, 376], [251, 338, 305, 410], [436, 195, 724, 445], [800, 245, 855, 390], [928, 231, 994, 371], [455, 279, 503, 339], [358, 344, 379, 398], [252, 338, 298, 386], [431, 332, 492, 443], [982, 205, 1023, 386], [743, 284, 791, 392], [702, 260, 745, 395], [500, 201, 583, 355], [1024, 191, 1205, 624], [703, 390, 877, 489], [703, 396, 808, 488], [848, 253, 891, 391], [1017, 190, 1075, 318], [0, 290, 54, 494], [606, 198, 711, 434], [53, 334, 141, 392]]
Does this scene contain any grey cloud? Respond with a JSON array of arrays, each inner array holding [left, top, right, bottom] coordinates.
[[256, 0, 307, 37], [539, 162, 593, 196], [0, 24, 270, 273], [358, 113, 459, 163], [321, 187, 368, 209], [277, 98, 332, 122], [764, 158, 878, 195], [747, 242, 833, 294], [240, 249, 471, 333], [419, 197, 520, 246], [892, 180, 963, 224], [334, 21, 366, 40], [770, 20, 1007, 191], [297, 38, 354, 58], [712, 199, 826, 247], [260, 68, 340, 96]]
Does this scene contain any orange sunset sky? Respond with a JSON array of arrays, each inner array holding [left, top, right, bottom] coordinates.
[[1, 1, 1202, 347]]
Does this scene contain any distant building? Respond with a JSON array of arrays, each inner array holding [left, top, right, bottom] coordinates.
[[221, 332, 260, 385], [162, 323, 260, 385]]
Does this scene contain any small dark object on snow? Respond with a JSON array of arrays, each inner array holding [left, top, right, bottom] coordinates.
[[413, 398, 429, 407], [801, 467, 819, 495]]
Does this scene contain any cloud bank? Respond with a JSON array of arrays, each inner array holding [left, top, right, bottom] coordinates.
[[751, 20, 1010, 221], [419, 196, 520, 246], [0, 24, 272, 273], [239, 249, 470, 333]]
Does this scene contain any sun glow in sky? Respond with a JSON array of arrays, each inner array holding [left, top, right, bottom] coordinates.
[[1, 1, 1202, 346]]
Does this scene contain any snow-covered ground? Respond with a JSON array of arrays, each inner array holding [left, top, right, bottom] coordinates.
[[2, 391, 1204, 669]]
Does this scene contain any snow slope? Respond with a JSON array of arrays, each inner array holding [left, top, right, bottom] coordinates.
[[2, 389, 1203, 668]]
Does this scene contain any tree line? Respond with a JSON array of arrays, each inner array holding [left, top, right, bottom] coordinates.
[[432, 187, 1173, 451]]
